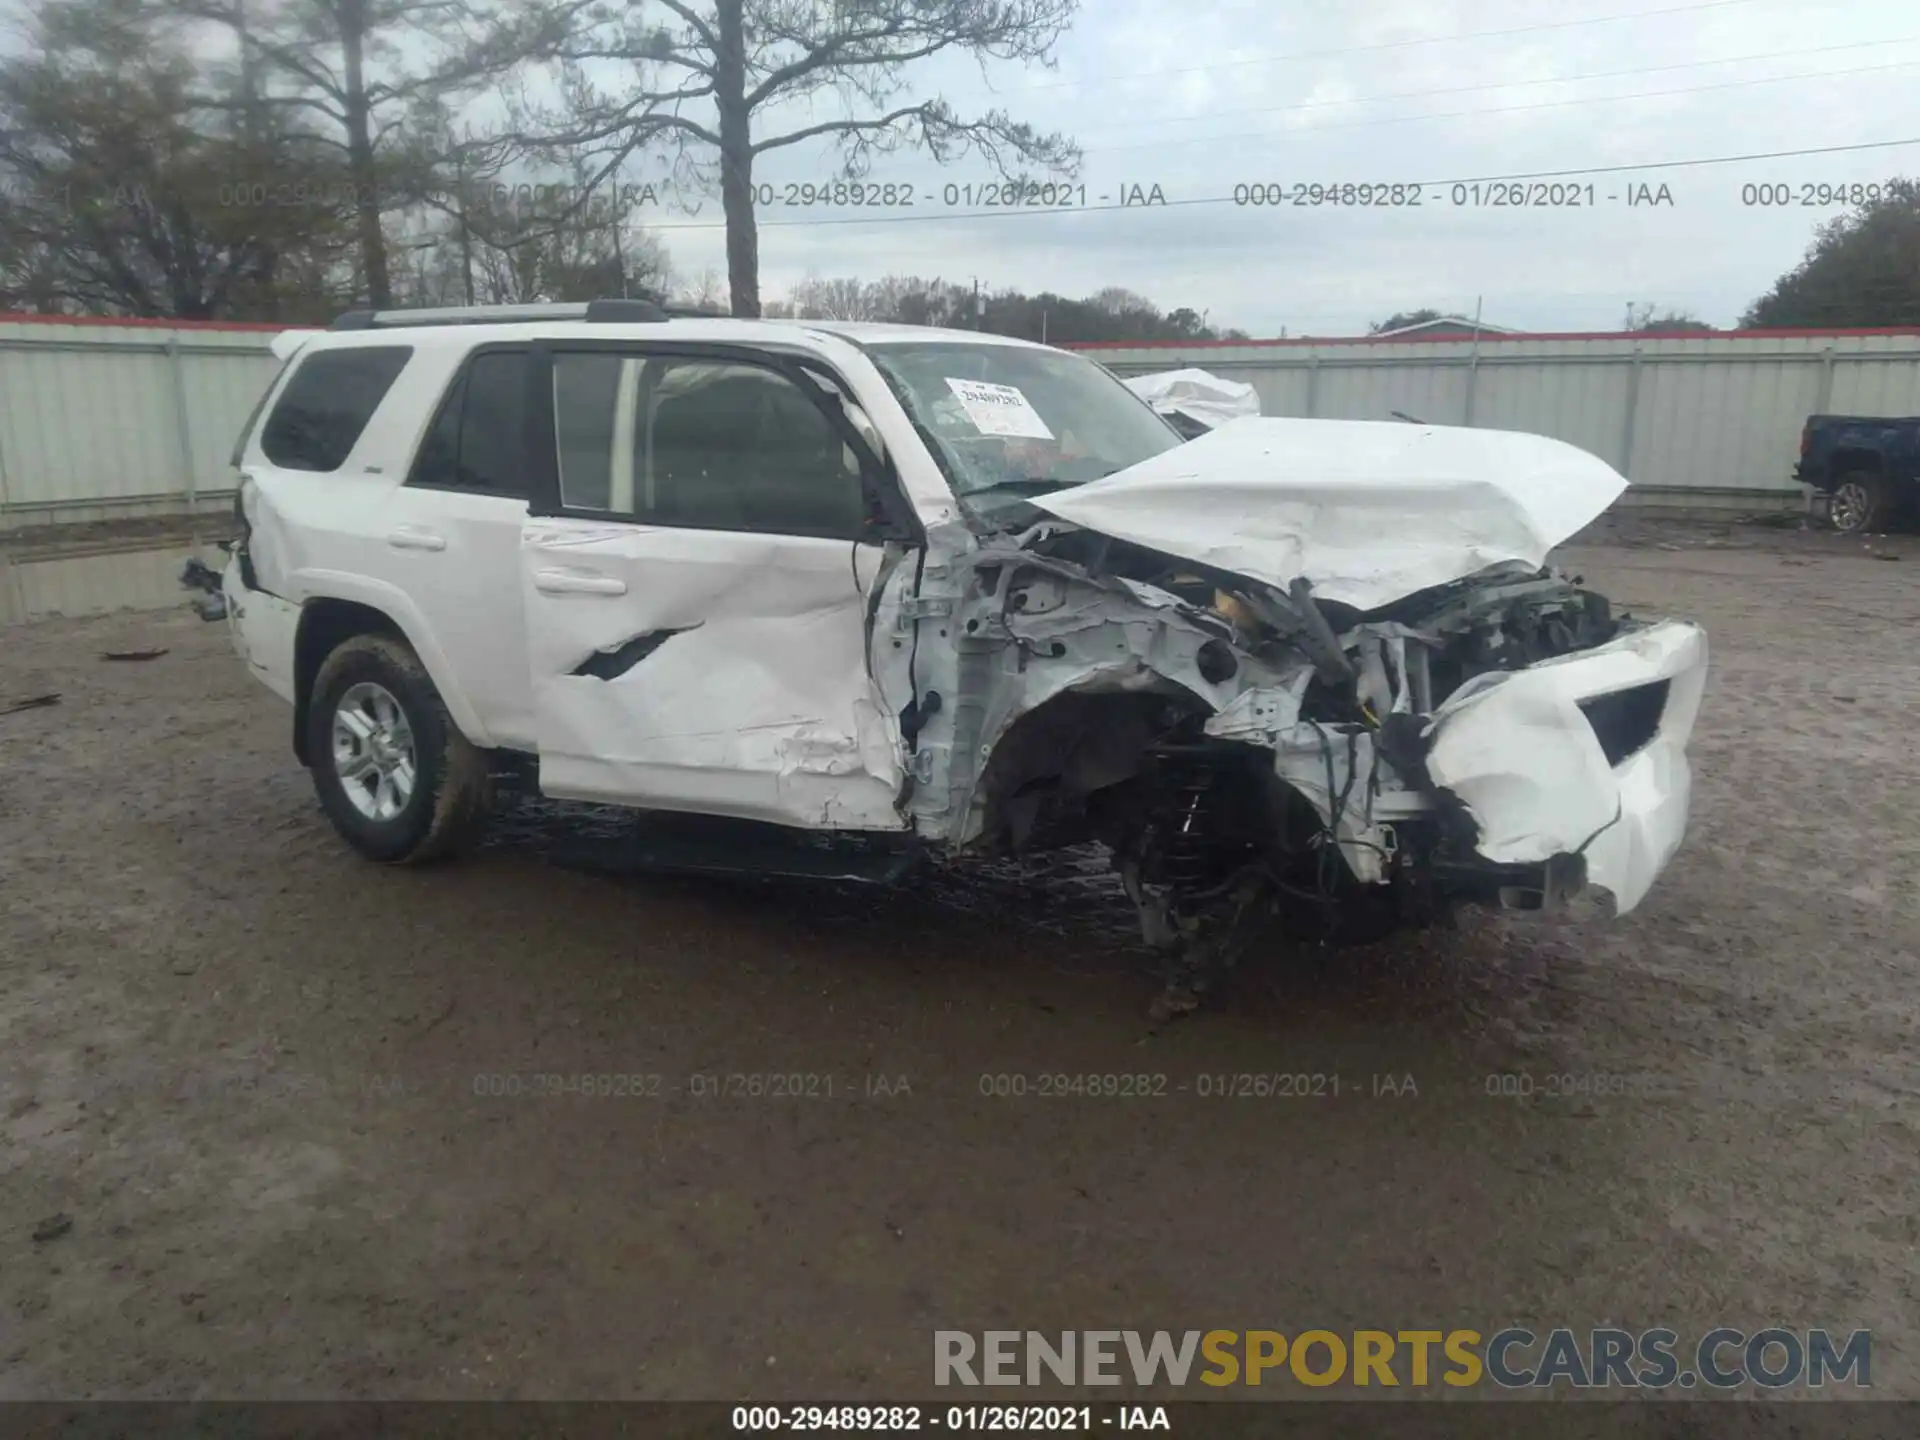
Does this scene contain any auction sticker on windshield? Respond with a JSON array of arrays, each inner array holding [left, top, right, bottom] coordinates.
[[945, 378, 1055, 439]]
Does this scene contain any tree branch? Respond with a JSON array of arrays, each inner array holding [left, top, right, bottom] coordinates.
[[751, 102, 930, 156], [655, 0, 719, 50]]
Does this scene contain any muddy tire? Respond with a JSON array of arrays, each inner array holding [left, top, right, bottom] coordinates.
[[306, 633, 490, 864], [1829, 470, 1893, 534]]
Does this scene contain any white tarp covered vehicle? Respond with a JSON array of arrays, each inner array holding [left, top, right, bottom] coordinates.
[[1122, 367, 1261, 437], [216, 306, 1707, 1013]]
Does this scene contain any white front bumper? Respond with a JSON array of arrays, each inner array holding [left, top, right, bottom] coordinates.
[[1423, 619, 1708, 914]]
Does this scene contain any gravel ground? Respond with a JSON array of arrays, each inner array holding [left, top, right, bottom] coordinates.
[[1, 524, 1916, 1402]]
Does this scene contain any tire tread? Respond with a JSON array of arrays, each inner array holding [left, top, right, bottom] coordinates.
[[308, 633, 490, 864]]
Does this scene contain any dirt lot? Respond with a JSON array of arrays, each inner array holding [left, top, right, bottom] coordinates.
[[2, 520, 1917, 1402]]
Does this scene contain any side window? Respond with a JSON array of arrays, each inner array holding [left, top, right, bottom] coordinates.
[[551, 352, 866, 538], [260, 346, 412, 472], [231, 355, 296, 469], [407, 350, 532, 497], [409, 369, 466, 489], [553, 353, 623, 511]]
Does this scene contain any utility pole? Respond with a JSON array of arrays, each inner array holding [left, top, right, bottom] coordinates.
[[1465, 293, 1484, 427], [973, 277, 981, 330]]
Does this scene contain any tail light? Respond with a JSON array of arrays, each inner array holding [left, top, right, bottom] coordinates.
[[1799, 421, 1812, 458]]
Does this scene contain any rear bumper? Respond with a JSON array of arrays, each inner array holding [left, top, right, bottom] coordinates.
[[1423, 619, 1708, 915], [222, 557, 299, 706]]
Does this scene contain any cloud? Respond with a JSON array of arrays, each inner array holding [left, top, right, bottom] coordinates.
[[638, 0, 1920, 333]]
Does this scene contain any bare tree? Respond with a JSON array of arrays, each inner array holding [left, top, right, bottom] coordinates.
[[865, 272, 965, 326], [457, 169, 674, 302], [788, 274, 883, 320], [182, 0, 581, 307], [1087, 285, 1151, 315], [513, 0, 1080, 317], [678, 265, 725, 309], [1368, 308, 1446, 334], [1624, 302, 1714, 334], [0, 0, 352, 319], [763, 272, 1247, 340]]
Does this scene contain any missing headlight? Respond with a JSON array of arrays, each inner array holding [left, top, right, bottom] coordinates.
[[1578, 679, 1670, 766]]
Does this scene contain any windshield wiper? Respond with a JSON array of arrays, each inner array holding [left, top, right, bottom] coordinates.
[[969, 468, 1122, 498], [966, 477, 1070, 497]]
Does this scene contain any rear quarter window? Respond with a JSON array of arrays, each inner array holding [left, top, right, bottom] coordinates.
[[230, 354, 296, 469], [259, 345, 413, 472]]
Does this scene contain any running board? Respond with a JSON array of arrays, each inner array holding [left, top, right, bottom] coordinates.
[[549, 815, 927, 885]]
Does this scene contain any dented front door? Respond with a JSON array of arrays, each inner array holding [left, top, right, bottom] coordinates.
[[520, 345, 909, 830]]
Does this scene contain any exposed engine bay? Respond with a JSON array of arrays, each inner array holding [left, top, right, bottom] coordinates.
[[880, 418, 1708, 1018]]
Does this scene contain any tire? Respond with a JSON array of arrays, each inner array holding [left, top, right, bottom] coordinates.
[[306, 633, 491, 864], [1829, 470, 1893, 534]]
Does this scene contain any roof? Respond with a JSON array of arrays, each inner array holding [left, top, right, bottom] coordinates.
[[293, 310, 1055, 355], [1369, 315, 1523, 338], [793, 320, 1045, 348], [0, 309, 1053, 354]]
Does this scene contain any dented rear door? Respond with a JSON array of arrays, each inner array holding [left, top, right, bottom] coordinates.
[[520, 342, 909, 831]]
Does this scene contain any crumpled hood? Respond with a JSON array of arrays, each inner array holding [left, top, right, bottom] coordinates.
[[1032, 417, 1627, 610], [1123, 368, 1261, 430]]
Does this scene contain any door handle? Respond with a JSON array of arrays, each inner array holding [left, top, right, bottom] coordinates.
[[387, 527, 447, 552], [534, 568, 627, 596]]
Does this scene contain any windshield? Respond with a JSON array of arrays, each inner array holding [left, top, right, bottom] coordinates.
[[865, 341, 1182, 523]]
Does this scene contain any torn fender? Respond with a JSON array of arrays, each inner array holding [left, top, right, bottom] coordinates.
[[1422, 619, 1708, 914]]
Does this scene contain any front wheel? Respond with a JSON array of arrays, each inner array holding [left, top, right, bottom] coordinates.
[[1829, 471, 1893, 534], [307, 633, 491, 864]]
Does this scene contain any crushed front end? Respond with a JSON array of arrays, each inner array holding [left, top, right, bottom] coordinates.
[[896, 528, 1706, 1016], [871, 414, 1707, 1014]]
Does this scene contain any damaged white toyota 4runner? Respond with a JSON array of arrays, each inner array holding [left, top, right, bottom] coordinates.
[[219, 301, 1706, 1007]]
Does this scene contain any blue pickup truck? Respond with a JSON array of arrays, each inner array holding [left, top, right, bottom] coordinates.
[[1796, 414, 1920, 533]]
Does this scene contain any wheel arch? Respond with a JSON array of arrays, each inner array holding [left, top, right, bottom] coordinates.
[[954, 663, 1231, 853], [1826, 446, 1888, 484], [291, 578, 494, 764]]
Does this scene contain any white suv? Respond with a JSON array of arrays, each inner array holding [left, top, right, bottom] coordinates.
[[219, 299, 1707, 1007]]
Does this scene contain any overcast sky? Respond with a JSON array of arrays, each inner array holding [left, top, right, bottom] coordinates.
[[616, 0, 1920, 335]]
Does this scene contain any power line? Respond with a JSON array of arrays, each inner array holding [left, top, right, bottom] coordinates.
[[641, 136, 1920, 231], [939, 0, 1771, 100], [1083, 55, 1920, 154], [1074, 35, 1920, 146]]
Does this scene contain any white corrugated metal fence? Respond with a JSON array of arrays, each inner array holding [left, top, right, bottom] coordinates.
[[5, 319, 1920, 533], [1074, 331, 1920, 507], [0, 318, 281, 528]]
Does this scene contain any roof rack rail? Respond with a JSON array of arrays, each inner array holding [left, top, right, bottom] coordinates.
[[584, 297, 674, 323], [328, 298, 674, 331]]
